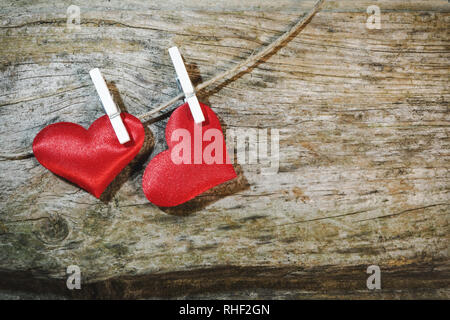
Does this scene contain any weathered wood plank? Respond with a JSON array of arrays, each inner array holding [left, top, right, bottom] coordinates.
[[0, 0, 449, 298]]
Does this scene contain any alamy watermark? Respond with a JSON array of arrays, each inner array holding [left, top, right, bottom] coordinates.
[[366, 265, 381, 290], [169, 126, 279, 175], [66, 5, 81, 30], [66, 265, 81, 290], [366, 5, 381, 29]]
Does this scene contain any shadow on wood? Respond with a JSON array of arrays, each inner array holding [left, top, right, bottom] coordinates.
[[100, 81, 155, 203], [159, 164, 250, 216]]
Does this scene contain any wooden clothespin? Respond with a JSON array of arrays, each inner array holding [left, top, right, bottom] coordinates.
[[89, 68, 130, 144], [169, 47, 205, 124]]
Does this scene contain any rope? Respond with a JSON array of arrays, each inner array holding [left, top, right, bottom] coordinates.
[[137, 0, 324, 121], [0, 0, 324, 160]]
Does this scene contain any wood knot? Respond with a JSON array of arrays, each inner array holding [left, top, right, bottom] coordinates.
[[35, 215, 69, 244]]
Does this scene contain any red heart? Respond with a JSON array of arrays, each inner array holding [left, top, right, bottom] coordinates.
[[33, 113, 145, 198], [142, 102, 236, 207]]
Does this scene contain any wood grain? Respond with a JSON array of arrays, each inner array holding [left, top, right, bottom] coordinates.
[[0, 0, 449, 299]]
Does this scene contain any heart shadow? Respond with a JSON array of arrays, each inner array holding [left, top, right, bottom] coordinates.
[[143, 63, 250, 215], [99, 81, 154, 203], [158, 163, 249, 216], [99, 125, 154, 203]]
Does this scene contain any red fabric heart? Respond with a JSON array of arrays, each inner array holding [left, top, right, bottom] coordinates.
[[33, 113, 145, 198], [142, 102, 236, 207]]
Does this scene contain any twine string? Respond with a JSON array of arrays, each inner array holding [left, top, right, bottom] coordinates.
[[137, 0, 324, 121], [0, 0, 324, 160]]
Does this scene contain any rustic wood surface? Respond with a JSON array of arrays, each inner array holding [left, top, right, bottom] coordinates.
[[0, 0, 449, 299]]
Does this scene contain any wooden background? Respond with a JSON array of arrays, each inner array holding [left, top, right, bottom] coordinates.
[[0, 0, 449, 299]]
